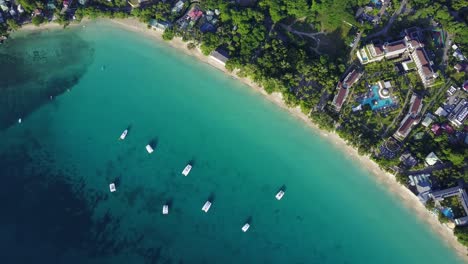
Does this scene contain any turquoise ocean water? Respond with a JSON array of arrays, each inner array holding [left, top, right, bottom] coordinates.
[[0, 21, 464, 263]]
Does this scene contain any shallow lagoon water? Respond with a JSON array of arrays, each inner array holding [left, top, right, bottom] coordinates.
[[0, 21, 464, 264]]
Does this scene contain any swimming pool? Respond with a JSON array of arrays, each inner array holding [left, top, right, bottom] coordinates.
[[362, 85, 395, 110], [371, 0, 382, 8]]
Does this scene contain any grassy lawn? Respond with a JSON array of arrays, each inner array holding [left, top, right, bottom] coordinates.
[[317, 28, 348, 59], [406, 61, 416, 69]]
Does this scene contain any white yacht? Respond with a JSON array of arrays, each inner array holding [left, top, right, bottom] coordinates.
[[242, 223, 250, 232], [162, 204, 169, 215], [18, 118, 22, 124], [119, 129, 128, 140], [202, 201, 212, 213], [146, 144, 154, 154], [275, 190, 285, 200], [182, 164, 192, 176], [109, 183, 116, 192]]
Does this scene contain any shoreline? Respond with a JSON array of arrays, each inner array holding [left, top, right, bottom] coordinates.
[[19, 18, 468, 260]]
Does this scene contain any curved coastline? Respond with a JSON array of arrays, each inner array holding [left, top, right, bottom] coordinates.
[[16, 18, 468, 261]]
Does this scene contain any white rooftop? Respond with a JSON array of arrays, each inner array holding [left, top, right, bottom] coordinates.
[[425, 152, 440, 166]]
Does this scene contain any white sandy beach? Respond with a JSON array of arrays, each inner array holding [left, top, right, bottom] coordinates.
[[19, 18, 468, 260]]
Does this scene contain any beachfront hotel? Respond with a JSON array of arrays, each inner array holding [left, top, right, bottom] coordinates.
[[356, 29, 438, 87], [332, 69, 363, 112], [393, 94, 423, 140]]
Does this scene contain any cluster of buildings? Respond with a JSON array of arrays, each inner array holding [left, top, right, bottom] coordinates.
[[0, 0, 24, 18], [434, 85, 468, 128], [356, 28, 438, 87], [410, 172, 468, 227], [173, 4, 220, 33]]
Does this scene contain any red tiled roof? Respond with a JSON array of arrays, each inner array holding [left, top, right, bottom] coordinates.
[[374, 45, 384, 55], [398, 116, 416, 136], [188, 10, 203, 20], [410, 39, 420, 47], [333, 84, 348, 109], [410, 96, 422, 116], [344, 70, 360, 88], [385, 40, 406, 52], [415, 49, 429, 65], [442, 123, 455, 134], [431, 124, 441, 135]]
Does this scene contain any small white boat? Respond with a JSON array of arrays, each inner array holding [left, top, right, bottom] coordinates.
[[119, 129, 128, 140], [109, 183, 116, 192], [242, 223, 250, 232], [146, 144, 154, 154], [275, 190, 285, 200], [162, 204, 169, 215], [182, 164, 192, 176], [202, 201, 212, 213], [18, 118, 22, 124]]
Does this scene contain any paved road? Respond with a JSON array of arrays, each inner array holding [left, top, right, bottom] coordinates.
[[440, 33, 452, 75], [406, 162, 452, 176], [347, 31, 362, 64], [365, 0, 408, 40]]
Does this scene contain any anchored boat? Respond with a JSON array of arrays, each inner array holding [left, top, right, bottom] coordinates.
[[119, 129, 128, 140], [182, 164, 192, 176], [202, 201, 212, 213], [109, 183, 116, 192], [146, 144, 154, 154], [275, 190, 285, 200], [162, 204, 169, 215], [242, 223, 250, 232]]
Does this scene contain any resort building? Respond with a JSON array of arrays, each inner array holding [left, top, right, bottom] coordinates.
[[209, 48, 230, 66], [410, 48, 438, 88], [332, 69, 363, 112], [430, 186, 468, 226], [356, 29, 438, 87], [393, 93, 423, 140], [408, 94, 423, 116], [394, 115, 419, 140], [149, 19, 172, 31], [400, 152, 418, 168], [409, 174, 431, 203], [448, 98, 467, 127]]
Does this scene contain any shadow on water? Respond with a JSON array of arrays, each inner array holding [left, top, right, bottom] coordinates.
[[278, 184, 287, 192], [0, 136, 170, 262], [0, 29, 94, 130], [208, 192, 216, 202], [148, 137, 159, 148], [114, 176, 121, 187], [166, 198, 174, 207], [187, 158, 196, 166], [244, 216, 253, 224]]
